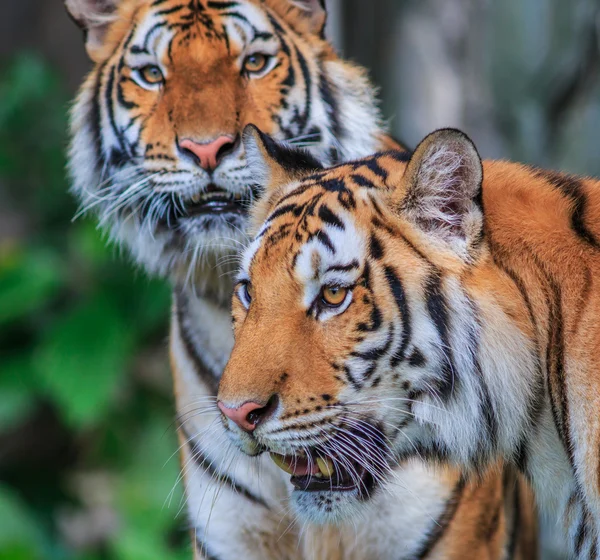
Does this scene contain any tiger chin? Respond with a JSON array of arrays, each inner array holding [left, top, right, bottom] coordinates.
[[65, 0, 386, 298], [218, 124, 600, 556]]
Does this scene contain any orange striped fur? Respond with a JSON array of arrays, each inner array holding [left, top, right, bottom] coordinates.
[[218, 126, 600, 557], [66, 1, 539, 557]]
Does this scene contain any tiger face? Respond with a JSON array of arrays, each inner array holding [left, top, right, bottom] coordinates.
[[217, 127, 537, 523], [66, 0, 384, 294]]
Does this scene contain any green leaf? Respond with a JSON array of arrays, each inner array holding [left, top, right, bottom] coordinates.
[[0, 248, 63, 325], [0, 485, 42, 558], [0, 354, 37, 430], [117, 417, 183, 533], [111, 418, 186, 560], [34, 296, 135, 427]]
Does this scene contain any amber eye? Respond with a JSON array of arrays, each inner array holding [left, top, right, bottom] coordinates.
[[321, 286, 348, 307], [243, 53, 270, 74], [139, 65, 164, 85]]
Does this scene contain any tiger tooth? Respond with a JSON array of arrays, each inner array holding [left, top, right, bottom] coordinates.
[[270, 453, 295, 475], [316, 457, 334, 478], [191, 192, 202, 203]]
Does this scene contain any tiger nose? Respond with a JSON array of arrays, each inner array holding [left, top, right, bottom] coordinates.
[[179, 135, 237, 171], [218, 397, 278, 432]]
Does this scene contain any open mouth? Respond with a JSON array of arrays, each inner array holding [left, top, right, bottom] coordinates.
[[270, 451, 376, 495], [267, 423, 388, 498]]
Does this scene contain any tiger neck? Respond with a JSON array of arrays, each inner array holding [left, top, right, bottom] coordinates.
[[406, 234, 583, 544]]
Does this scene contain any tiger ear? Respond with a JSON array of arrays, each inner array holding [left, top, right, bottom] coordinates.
[[266, 0, 327, 37], [64, 0, 120, 61], [394, 129, 484, 262], [242, 125, 323, 229]]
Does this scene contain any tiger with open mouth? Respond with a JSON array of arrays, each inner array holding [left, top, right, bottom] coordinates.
[[219, 125, 600, 558], [66, 0, 538, 557]]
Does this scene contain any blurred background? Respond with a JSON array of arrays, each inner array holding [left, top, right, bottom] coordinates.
[[1, 1, 598, 559]]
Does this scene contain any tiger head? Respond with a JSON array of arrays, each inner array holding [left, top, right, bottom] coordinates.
[[66, 0, 386, 296], [217, 127, 532, 523]]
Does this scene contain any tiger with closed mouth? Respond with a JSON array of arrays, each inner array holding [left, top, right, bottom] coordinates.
[[66, 0, 537, 557], [220, 125, 600, 558]]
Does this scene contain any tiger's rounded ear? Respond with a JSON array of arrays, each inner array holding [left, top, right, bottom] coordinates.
[[266, 0, 327, 37], [65, 0, 119, 61], [394, 129, 484, 262], [242, 125, 323, 231]]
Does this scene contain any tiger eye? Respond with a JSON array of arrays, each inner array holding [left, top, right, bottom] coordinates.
[[322, 286, 348, 306], [243, 53, 269, 74], [245, 283, 254, 301], [139, 65, 164, 85]]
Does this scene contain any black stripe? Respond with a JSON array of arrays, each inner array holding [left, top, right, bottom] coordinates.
[[104, 63, 130, 163], [387, 149, 412, 162], [181, 424, 270, 509], [362, 158, 388, 180], [325, 260, 359, 273], [318, 71, 342, 141], [473, 354, 498, 461], [350, 325, 394, 362], [320, 178, 356, 210], [423, 273, 456, 399], [408, 348, 426, 367], [547, 279, 572, 464], [311, 229, 335, 252], [293, 44, 312, 133], [487, 237, 544, 470], [383, 266, 412, 367], [254, 128, 323, 174], [357, 302, 382, 333], [318, 204, 344, 230], [175, 293, 219, 393], [117, 76, 137, 110], [219, 11, 252, 25], [414, 477, 466, 558], [506, 479, 521, 559], [351, 173, 376, 188], [536, 169, 600, 250], [155, 3, 186, 16], [343, 364, 361, 390], [369, 232, 384, 260], [141, 21, 168, 50], [206, 1, 239, 8], [267, 202, 304, 223]]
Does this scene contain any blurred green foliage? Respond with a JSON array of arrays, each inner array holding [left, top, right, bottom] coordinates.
[[0, 54, 186, 559]]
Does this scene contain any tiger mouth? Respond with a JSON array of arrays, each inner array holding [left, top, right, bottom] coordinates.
[[182, 185, 247, 218], [267, 423, 388, 497], [270, 451, 377, 496], [156, 184, 259, 226]]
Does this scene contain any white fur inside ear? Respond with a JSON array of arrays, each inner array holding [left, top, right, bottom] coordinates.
[[65, 0, 118, 27], [404, 137, 483, 260], [65, 0, 119, 52], [242, 134, 270, 194], [289, 0, 324, 13]]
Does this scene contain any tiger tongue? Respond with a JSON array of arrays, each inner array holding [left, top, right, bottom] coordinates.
[[270, 453, 320, 476]]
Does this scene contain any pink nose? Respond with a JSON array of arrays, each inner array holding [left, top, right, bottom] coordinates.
[[218, 401, 269, 432], [179, 135, 236, 171]]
